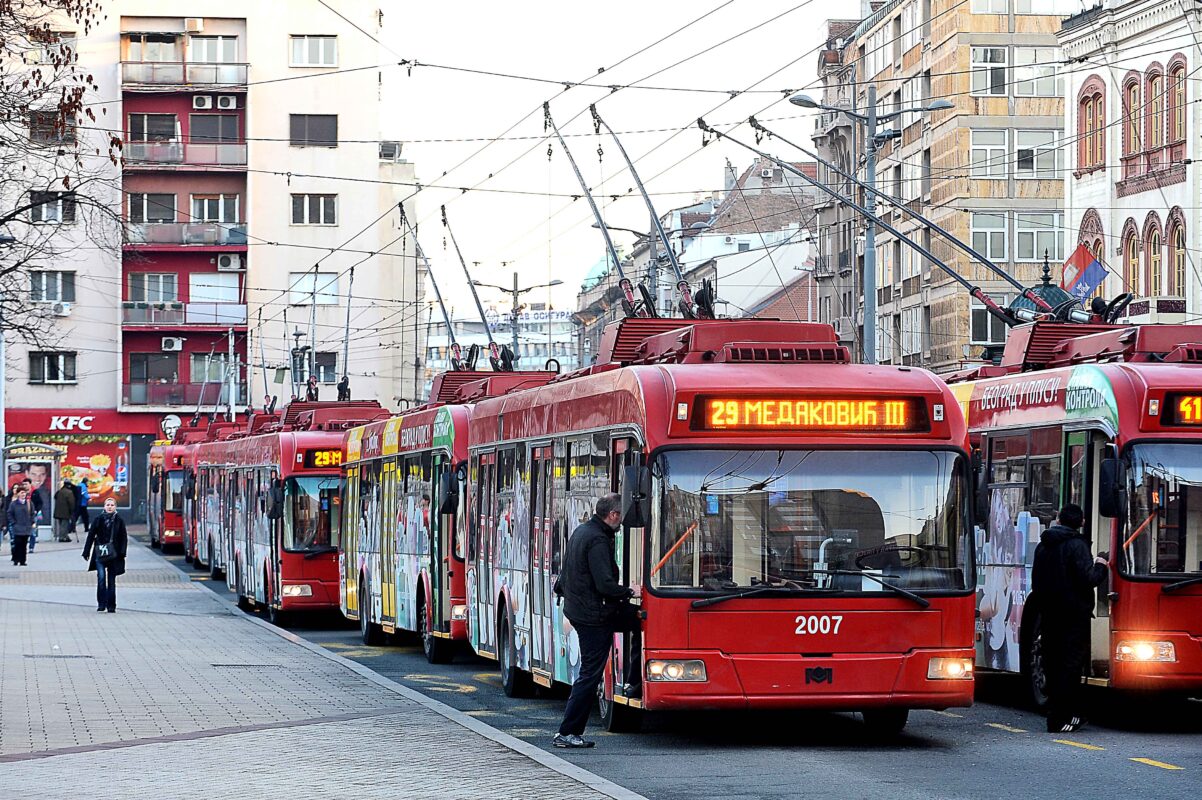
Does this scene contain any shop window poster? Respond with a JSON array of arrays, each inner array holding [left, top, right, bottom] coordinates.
[[6, 435, 132, 507]]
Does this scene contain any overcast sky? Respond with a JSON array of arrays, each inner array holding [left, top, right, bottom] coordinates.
[[388, 0, 833, 314]]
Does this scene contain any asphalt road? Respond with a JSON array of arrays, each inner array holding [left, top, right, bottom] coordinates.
[[155, 543, 1200, 800]]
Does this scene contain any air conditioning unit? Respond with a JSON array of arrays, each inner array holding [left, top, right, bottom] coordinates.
[[724, 236, 735, 244], [760, 168, 773, 178], [216, 253, 243, 271], [185, 17, 204, 32], [379, 141, 401, 161], [216, 95, 237, 110], [161, 337, 185, 352], [51, 301, 72, 317], [193, 95, 213, 109]]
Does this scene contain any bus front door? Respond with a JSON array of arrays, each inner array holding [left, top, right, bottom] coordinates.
[[529, 445, 554, 682]]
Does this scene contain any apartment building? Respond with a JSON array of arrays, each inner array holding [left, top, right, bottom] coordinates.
[[5, 2, 419, 520], [812, 0, 1079, 370], [1059, 0, 1199, 322]]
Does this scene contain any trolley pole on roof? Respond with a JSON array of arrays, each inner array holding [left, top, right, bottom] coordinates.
[[441, 205, 506, 370]]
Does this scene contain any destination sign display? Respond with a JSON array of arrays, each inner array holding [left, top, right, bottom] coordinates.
[[1162, 394, 1202, 426], [303, 449, 343, 469], [692, 396, 929, 432]]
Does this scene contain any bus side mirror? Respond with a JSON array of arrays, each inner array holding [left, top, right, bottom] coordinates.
[[971, 449, 988, 524], [1099, 457, 1125, 518], [438, 468, 459, 515], [183, 473, 196, 501], [267, 479, 285, 520], [621, 460, 651, 529]]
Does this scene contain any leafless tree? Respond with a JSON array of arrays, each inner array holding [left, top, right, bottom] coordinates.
[[0, 1, 122, 345]]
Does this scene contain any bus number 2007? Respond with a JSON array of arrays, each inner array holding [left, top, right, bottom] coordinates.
[[794, 615, 843, 635]]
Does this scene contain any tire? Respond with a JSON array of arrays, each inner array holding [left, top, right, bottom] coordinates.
[[265, 571, 288, 627], [598, 678, 642, 733], [209, 541, 222, 580], [861, 708, 909, 737], [498, 614, 533, 698], [359, 583, 383, 646], [1021, 606, 1050, 711], [419, 592, 453, 664], [150, 531, 161, 549], [235, 566, 253, 611]]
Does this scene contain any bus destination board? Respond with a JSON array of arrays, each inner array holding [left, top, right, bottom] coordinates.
[[303, 449, 343, 468], [692, 396, 929, 432]]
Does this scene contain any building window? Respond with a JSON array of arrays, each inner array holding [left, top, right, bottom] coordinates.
[[290, 193, 337, 225], [30, 109, 75, 144], [290, 35, 337, 67], [129, 193, 176, 223], [1124, 230, 1140, 295], [315, 352, 338, 383], [191, 353, 229, 382], [288, 272, 339, 305], [1171, 223, 1186, 296], [1148, 72, 1164, 149], [1171, 64, 1187, 142], [1015, 0, 1080, 10], [971, 47, 1007, 96], [31, 271, 76, 303], [1016, 130, 1061, 179], [1147, 227, 1163, 296], [971, 212, 1006, 260], [289, 114, 337, 147], [970, 129, 1007, 177], [128, 273, 178, 303], [1016, 212, 1064, 262], [1123, 80, 1141, 156], [1013, 47, 1062, 97], [129, 113, 178, 142], [189, 114, 239, 142], [127, 32, 178, 61], [971, 296, 1009, 345], [29, 191, 76, 223], [30, 31, 76, 65], [737, 241, 750, 253], [970, 0, 1006, 12], [901, 2, 920, 52], [188, 35, 237, 63], [189, 272, 240, 303], [130, 353, 178, 384], [29, 352, 77, 384], [900, 306, 923, 356], [191, 194, 240, 223], [1078, 82, 1105, 170]]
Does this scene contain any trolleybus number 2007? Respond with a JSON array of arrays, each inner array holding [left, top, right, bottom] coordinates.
[[795, 615, 843, 635]]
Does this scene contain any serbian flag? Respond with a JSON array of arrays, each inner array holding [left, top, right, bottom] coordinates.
[[1060, 243, 1108, 302]]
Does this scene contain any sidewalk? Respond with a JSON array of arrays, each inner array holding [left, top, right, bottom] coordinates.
[[0, 533, 639, 799]]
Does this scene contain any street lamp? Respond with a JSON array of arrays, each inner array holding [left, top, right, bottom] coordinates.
[[789, 90, 952, 364], [472, 272, 563, 363], [0, 234, 15, 451]]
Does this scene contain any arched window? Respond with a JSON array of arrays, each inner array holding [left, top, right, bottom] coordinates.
[[1172, 224, 1186, 296], [1148, 71, 1164, 149], [1171, 62, 1187, 142], [1124, 227, 1141, 295], [1077, 76, 1106, 171], [1146, 222, 1163, 297], [1083, 98, 1095, 166], [1124, 79, 1141, 157], [1094, 93, 1105, 165]]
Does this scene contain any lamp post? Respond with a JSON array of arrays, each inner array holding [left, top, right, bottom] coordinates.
[[472, 273, 563, 364], [790, 90, 952, 364], [0, 233, 16, 451], [592, 221, 710, 314]]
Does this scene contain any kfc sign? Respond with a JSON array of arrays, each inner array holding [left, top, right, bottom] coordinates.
[[49, 415, 95, 432]]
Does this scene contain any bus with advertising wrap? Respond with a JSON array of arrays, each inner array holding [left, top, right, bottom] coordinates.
[[194, 401, 386, 623], [949, 322, 1202, 703], [466, 318, 976, 734], [147, 440, 192, 551]]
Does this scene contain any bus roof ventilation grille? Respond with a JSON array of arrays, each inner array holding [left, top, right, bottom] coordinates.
[[721, 343, 849, 364], [1164, 344, 1202, 363]]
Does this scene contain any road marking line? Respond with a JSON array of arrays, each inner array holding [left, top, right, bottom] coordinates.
[[1130, 758, 1184, 771], [931, 710, 963, 718], [1054, 739, 1104, 751], [986, 722, 1027, 734]]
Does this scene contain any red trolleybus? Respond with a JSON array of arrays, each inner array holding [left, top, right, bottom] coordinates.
[[190, 419, 243, 577], [341, 371, 556, 661], [949, 322, 1202, 703], [147, 440, 193, 551], [467, 319, 976, 733], [195, 401, 386, 622]]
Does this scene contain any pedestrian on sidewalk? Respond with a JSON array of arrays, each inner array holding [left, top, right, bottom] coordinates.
[[553, 493, 632, 749], [72, 479, 90, 534], [9, 487, 35, 566], [0, 483, 13, 550], [83, 498, 128, 613], [1031, 503, 1109, 734], [54, 479, 77, 542], [23, 479, 43, 552]]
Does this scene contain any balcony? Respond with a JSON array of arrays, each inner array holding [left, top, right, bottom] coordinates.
[[124, 222, 247, 247], [123, 382, 248, 408], [121, 61, 248, 88], [124, 141, 247, 167], [122, 302, 248, 326]]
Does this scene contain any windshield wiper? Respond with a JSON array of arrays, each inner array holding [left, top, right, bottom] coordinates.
[[1161, 575, 1202, 593], [303, 545, 338, 559], [691, 585, 798, 609], [814, 569, 931, 608]]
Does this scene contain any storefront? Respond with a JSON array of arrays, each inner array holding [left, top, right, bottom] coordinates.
[[4, 409, 166, 523]]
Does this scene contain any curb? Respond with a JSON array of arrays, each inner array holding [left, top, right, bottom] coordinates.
[[156, 543, 647, 800]]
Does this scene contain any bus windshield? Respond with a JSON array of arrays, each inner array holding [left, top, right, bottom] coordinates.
[[652, 449, 968, 593], [1122, 443, 1202, 576], [284, 476, 340, 551], [165, 470, 185, 513]]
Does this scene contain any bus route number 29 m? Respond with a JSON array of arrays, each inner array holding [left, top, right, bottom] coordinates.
[[795, 614, 843, 635]]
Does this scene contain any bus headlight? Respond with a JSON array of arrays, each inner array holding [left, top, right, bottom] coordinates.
[[646, 659, 707, 682], [282, 584, 313, 597], [451, 604, 468, 620], [927, 657, 974, 680], [164, 529, 178, 539], [1115, 640, 1176, 662]]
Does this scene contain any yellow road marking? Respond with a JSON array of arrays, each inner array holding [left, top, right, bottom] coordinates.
[[190, 576, 211, 581], [464, 709, 500, 717], [986, 722, 1027, 734], [931, 710, 963, 718], [1130, 758, 1184, 771], [1054, 739, 1104, 751]]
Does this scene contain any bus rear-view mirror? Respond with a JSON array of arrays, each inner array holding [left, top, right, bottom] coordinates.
[[438, 468, 459, 516], [621, 461, 651, 529], [1098, 457, 1124, 518]]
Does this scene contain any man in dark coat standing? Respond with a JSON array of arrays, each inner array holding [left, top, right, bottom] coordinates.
[[553, 493, 631, 749], [82, 497, 128, 613], [1031, 503, 1109, 733], [9, 487, 34, 566], [53, 479, 77, 542]]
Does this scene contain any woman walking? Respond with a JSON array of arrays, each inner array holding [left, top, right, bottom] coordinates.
[[9, 487, 34, 566], [82, 498, 128, 612]]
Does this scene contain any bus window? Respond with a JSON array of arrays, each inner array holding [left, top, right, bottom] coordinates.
[[1122, 443, 1202, 577], [165, 470, 186, 513], [1027, 427, 1062, 528], [285, 476, 340, 551]]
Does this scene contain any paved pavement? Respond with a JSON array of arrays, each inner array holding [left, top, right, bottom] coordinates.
[[0, 532, 641, 799]]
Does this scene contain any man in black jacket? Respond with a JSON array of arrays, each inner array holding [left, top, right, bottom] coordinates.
[[553, 493, 630, 749], [1031, 503, 1109, 733]]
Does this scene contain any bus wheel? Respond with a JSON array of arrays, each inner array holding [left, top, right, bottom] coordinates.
[[235, 567, 253, 612], [598, 680, 642, 733], [419, 593, 452, 664], [208, 542, 222, 580], [150, 531, 161, 549], [498, 615, 533, 698], [359, 584, 383, 646], [266, 572, 288, 627], [1021, 608, 1050, 710], [861, 708, 908, 738]]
